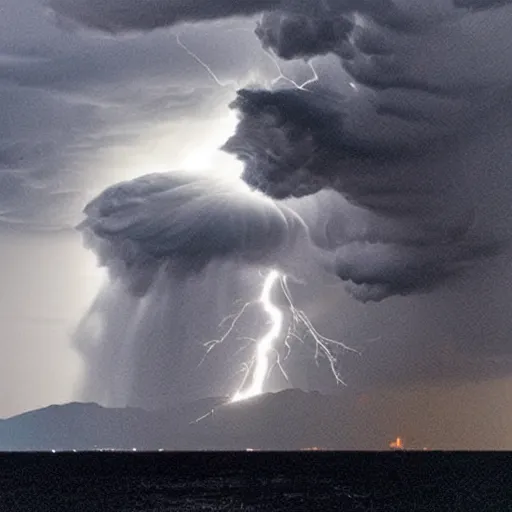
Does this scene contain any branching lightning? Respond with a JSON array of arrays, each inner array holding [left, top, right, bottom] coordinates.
[[199, 301, 252, 367], [176, 31, 344, 405], [280, 275, 360, 385], [231, 270, 283, 402], [175, 31, 319, 93], [175, 33, 240, 89], [265, 48, 319, 91], [213, 270, 360, 403]]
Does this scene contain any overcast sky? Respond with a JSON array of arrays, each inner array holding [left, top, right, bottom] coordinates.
[[3, 0, 512, 429]]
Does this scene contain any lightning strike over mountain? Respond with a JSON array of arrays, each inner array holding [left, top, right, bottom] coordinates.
[[232, 270, 283, 402], [47, 0, 512, 413], [171, 31, 324, 401], [228, 270, 359, 403]]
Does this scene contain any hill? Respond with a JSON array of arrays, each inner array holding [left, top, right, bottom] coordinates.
[[0, 390, 383, 451]]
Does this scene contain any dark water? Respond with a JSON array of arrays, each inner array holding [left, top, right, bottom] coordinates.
[[0, 452, 509, 511]]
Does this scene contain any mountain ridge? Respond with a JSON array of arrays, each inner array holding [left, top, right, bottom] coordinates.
[[3, 384, 512, 450], [1, 389, 377, 451]]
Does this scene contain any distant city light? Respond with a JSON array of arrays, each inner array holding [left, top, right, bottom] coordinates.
[[389, 437, 405, 450]]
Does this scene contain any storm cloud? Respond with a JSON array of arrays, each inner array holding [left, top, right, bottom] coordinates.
[[48, 0, 282, 32], [79, 171, 304, 293], [29, 0, 512, 414], [53, 0, 512, 300], [0, 0, 293, 414], [75, 170, 342, 407]]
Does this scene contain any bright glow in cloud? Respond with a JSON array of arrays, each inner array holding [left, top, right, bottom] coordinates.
[[179, 111, 243, 180]]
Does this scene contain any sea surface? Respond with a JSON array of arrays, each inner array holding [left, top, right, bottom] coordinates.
[[0, 452, 509, 511]]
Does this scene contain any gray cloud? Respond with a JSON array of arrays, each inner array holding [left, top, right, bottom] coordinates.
[[49, 0, 512, 303], [47, 0, 458, 34], [0, 0, 280, 230], [28, 0, 512, 410], [48, 0, 281, 33], [0, 0, 298, 413], [255, 11, 354, 61], [79, 171, 302, 291], [221, 2, 512, 300], [75, 170, 322, 406], [454, 0, 512, 9]]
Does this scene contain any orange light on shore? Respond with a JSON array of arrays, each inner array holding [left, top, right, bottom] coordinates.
[[389, 437, 405, 450]]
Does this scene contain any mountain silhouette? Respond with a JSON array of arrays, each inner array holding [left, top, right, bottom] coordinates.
[[3, 384, 512, 450], [0, 390, 384, 451]]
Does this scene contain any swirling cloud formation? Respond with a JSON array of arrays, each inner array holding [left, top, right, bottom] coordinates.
[[52, 0, 512, 300]]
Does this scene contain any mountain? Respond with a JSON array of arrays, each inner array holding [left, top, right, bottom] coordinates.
[[2, 383, 512, 450], [0, 390, 385, 451]]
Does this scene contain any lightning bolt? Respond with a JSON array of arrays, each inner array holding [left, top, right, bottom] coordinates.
[[175, 31, 319, 93], [280, 275, 359, 385], [176, 31, 344, 406], [175, 33, 240, 90], [265, 48, 320, 91], [227, 270, 359, 403], [231, 270, 283, 402]]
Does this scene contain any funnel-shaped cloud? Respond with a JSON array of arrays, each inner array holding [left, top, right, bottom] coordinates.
[[79, 171, 302, 293]]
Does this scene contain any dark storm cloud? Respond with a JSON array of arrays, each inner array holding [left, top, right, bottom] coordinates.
[[336, 239, 505, 302], [48, 0, 449, 34], [255, 11, 353, 61], [221, 88, 345, 200], [221, 1, 512, 301], [50, 0, 512, 303], [454, 0, 512, 9], [39, 0, 512, 402], [48, 0, 281, 32], [220, 85, 507, 299]]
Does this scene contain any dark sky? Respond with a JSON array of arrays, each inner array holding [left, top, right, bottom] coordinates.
[[2, 0, 512, 431]]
